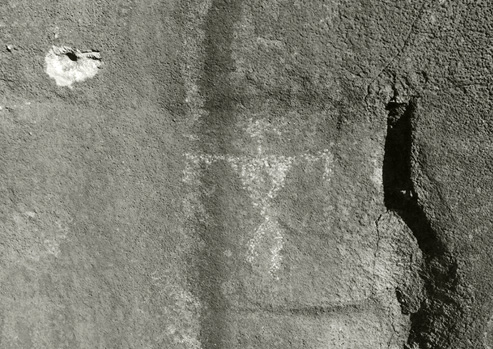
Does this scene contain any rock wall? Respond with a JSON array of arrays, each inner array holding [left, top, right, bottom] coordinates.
[[0, 0, 491, 348]]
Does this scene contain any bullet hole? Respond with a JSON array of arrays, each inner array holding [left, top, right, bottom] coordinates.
[[65, 51, 78, 61], [45, 45, 102, 89]]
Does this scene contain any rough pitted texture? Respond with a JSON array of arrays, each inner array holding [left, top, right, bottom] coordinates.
[[0, 0, 491, 348]]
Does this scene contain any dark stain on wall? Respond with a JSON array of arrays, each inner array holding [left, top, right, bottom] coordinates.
[[197, 1, 243, 348]]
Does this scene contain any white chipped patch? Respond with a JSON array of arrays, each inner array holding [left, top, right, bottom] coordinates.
[[45, 46, 102, 89]]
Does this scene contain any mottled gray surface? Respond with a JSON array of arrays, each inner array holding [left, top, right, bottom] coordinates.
[[0, 0, 491, 348]]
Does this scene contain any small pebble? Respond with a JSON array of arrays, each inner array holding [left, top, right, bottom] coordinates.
[[6, 44, 14, 52]]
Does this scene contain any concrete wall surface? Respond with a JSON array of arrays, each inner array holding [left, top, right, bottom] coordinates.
[[0, 0, 492, 348]]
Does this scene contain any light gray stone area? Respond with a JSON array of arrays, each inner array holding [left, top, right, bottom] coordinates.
[[0, 0, 492, 348]]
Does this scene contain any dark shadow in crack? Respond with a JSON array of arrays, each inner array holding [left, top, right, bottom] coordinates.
[[383, 97, 460, 348], [383, 98, 446, 257]]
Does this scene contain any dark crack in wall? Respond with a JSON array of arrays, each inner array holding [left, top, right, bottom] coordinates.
[[383, 97, 463, 349]]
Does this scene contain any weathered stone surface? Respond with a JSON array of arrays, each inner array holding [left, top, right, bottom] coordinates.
[[367, 1, 493, 347], [0, 0, 491, 348]]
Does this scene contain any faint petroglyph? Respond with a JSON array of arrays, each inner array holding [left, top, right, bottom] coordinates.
[[45, 46, 102, 89], [184, 117, 334, 278], [229, 155, 294, 212], [184, 116, 334, 278], [183, 147, 333, 278], [229, 154, 294, 277], [233, 118, 292, 277]]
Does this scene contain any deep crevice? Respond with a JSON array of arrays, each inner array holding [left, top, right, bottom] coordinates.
[[383, 98, 446, 257], [383, 97, 460, 348]]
